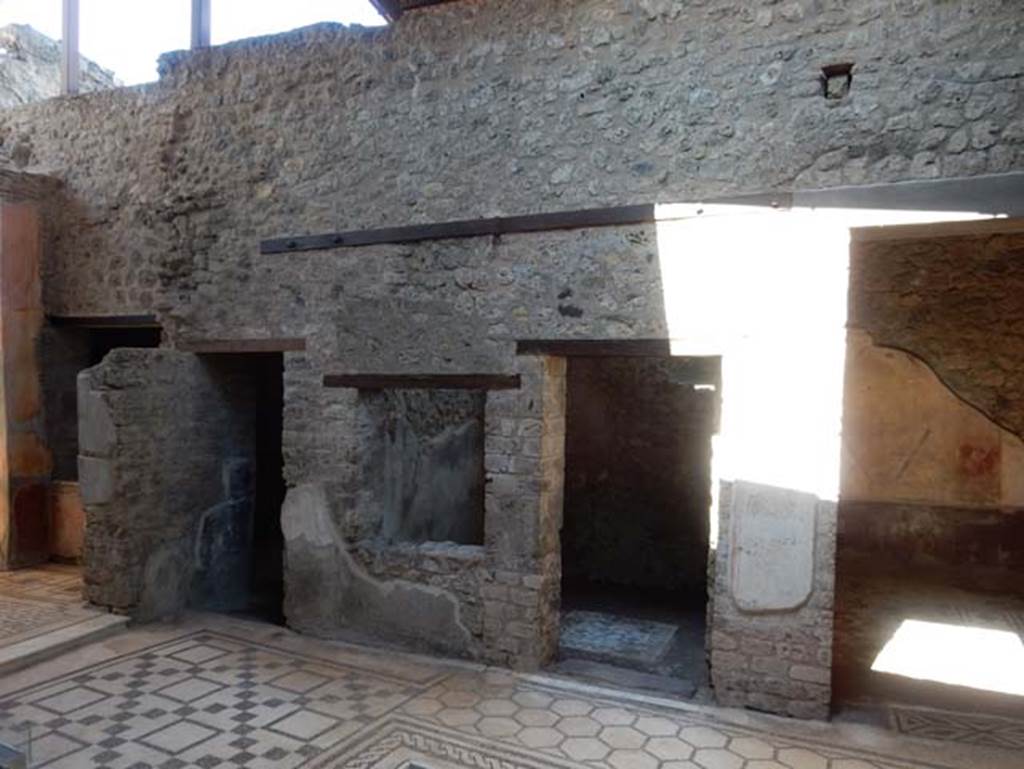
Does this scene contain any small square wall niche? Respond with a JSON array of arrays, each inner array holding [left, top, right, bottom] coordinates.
[[357, 388, 485, 545]]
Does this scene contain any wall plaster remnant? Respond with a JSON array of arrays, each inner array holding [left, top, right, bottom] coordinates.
[[282, 483, 474, 656], [842, 329, 1024, 509]]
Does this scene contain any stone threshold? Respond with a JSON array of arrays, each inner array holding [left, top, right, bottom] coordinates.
[[0, 613, 128, 677]]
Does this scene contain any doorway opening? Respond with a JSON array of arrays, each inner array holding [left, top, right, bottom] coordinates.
[[191, 353, 286, 624], [556, 355, 720, 698], [39, 320, 162, 569]]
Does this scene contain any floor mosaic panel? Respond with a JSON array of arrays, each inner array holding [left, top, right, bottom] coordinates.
[[560, 611, 677, 666], [890, 706, 1024, 750], [0, 565, 99, 647], [0, 619, 1016, 769]]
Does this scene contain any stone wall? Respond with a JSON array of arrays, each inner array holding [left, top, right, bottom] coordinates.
[[562, 356, 715, 593], [0, 24, 119, 109], [0, 0, 1020, 321], [78, 349, 269, 618]]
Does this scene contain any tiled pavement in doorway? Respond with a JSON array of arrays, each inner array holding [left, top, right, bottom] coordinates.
[[0, 615, 1019, 769], [0, 565, 100, 647], [560, 611, 677, 667]]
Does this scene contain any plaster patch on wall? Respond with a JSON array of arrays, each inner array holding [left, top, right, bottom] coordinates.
[[841, 329, 1024, 508], [282, 483, 474, 655]]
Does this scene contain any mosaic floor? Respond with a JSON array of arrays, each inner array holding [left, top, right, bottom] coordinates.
[[0, 615, 1018, 769], [0, 565, 100, 648], [560, 611, 678, 667]]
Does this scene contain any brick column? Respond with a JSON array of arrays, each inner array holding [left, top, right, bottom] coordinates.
[[483, 355, 565, 668], [0, 202, 50, 569]]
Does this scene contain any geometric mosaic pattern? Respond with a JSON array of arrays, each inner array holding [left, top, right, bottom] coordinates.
[[0, 565, 98, 647], [0, 632, 427, 768], [891, 706, 1024, 750], [0, 622, 1016, 769]]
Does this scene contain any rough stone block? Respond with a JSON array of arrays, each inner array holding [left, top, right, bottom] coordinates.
[[79, 456, 115, 505], [790, 664, 831, 685], [77, 386, 116, 456]]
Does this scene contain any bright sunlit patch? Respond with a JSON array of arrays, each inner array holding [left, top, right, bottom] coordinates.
[[871, 619, 1024, 696]]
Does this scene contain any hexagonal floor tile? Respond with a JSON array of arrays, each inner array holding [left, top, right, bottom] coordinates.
[[679, 726, 728, 749], [593, 707, 637, 726], [777, 748, 828, 769], [518, 727, 563, 749], [552, 698, 593, 717], [437, 708, 481, 727], [635, 716, 679, 737], [557, 716, 601, 737], [562, 737, 611, 761], [512, 691, 553, 709], [608, 748, 659, 769], [694, 748, 744, 769], [478, 717, 521, 738], [516, 708, 559, 727], [646, 736, 695, 761], [600, 726, 647, 749], [477, 698, 518, 717], [729, 736, 775, 759]]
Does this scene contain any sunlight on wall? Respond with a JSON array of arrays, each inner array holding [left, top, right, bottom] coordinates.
[[653, 205, 997, 545], [872, 619, 1024, 696]]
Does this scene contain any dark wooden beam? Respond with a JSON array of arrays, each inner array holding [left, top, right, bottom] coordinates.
[[517, 339, 678, 358], [178, 337, 306, 353], [261, 172, 1024, 256], [324, 373, 520, 390], [517, 340, 722, 383], [262, 204, 658, 254], [47, 314, 160, 328]]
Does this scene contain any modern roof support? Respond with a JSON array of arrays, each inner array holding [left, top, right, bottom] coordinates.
[[191, 0, 212, 49], [60, 0, 79, 95]]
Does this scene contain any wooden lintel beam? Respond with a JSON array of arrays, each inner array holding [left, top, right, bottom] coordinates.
[[178, 338, 307, 353], [517, 340, 722, 382], [324, 373, 521, 390], [517, 339, 679, 358], [48, 314, 160, 329]]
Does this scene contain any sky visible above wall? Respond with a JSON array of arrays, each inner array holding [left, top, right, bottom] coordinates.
[[0, 0, 385, 86]]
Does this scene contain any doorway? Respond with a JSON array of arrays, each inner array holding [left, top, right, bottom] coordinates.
[[192, 353, 286, 624], [557, 355, 719, 697]]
